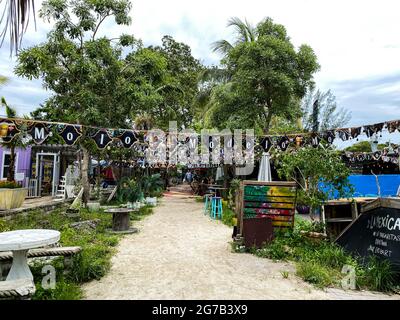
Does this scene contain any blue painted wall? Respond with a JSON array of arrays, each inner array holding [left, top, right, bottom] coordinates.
[[322, 174, 400, 199]]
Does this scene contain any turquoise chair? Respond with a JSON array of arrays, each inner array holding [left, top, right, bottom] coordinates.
[[211, 196, 223, 219], [203, 193, 214, 214]]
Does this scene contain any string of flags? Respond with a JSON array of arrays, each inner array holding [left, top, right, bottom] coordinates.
[[343, 148, 400, 165], [1, 117, 400, 157]]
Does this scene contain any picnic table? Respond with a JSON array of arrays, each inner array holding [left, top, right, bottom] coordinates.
[[104, 208, 138, 234], [0, 229, 60, 281]]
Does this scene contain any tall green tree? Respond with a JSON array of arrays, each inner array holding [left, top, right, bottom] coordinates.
[[152, 35, 203, 129], [302, 88, 351, 131], [15, 0, 136, 203], [205, 17, 320, 134]]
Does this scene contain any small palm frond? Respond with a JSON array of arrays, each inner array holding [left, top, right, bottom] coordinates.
[[0, 75, 8, 86], [227, 16, 257, 44], [210, 39, 233, 55], [1, 96, 17, 117], [0, 0, 37, 55]]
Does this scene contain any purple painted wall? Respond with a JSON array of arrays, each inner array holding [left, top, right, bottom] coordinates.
[[0, 146, 32, 184]]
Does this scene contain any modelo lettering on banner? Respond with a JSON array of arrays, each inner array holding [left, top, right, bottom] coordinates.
[[92, 129, 113, 149], [29, 123, 50, 144], [118, 130, 137, 148], [59, 125, 82, 145]]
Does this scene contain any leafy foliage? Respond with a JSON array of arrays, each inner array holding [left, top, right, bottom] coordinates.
[[0, 180, 22, 188], [276, 145, 353, 210], [204, 17, 320, 133]]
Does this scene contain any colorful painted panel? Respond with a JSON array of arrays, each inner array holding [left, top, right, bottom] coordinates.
[[242, 182, 297, 231], [244, 208, 294, 215], [244, 185, 296, 197], [244, 195, 295, 203], [244, 202, 295, 210]]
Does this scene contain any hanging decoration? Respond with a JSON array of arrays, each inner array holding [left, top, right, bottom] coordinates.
[[0, 119, 20, 143], [117, 130, 137, 148], [309, 133, 321, 148], [2, 116, 400, 169], [337, 128, 351, 141], [58, 125, 82, 146], [92, 129, 113, 149], [28, 122, 51, 144], [277, 136, 290, 151]]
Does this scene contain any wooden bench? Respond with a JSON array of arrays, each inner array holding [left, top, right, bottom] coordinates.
[[0, 279, 36, 300], [0, 246, 82, 280]]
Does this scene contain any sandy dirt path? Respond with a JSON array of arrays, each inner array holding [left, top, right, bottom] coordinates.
[[82, 190, 399, 300]]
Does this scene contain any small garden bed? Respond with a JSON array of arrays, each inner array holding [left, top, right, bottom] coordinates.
[[0, 205, 155, 300]]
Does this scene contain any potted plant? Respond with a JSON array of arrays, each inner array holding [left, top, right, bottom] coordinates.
[[142, 174, 164, 206], [116, 177, 141, 207], [0, 180, 27, 210]]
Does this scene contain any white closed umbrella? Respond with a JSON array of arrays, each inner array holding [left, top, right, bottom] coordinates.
[[216, 167, 224, 181], [258, 152, 272, 182]]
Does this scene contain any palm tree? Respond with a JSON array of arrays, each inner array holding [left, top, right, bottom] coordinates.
[[0, 0, 36, 54], [211, 17, 257, 56]]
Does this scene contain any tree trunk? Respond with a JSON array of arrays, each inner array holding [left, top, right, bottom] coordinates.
[[7, 145, 15, 182], [81, 145, 90, 206], [263, 110, 273, 135]]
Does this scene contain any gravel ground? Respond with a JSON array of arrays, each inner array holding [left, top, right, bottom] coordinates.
[[82, 191, 399, 300]]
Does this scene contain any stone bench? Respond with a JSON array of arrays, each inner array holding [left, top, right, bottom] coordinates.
[[0, 246, 82, 280], [0, 279, 36, 300]]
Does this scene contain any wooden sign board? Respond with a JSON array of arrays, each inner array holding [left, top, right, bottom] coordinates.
[[336, 197, 400, 272], [237, 181, 297, 237]]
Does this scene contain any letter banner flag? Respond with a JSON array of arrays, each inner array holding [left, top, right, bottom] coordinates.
[[59, 125, 82, 146], [0, 119, 20, 143], [117, 130, 137, 148], [92, 129, 113, 149], [28, 123, 51, 144]]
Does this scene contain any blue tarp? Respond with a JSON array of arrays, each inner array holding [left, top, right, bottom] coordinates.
[[321, 174, 400, 199]]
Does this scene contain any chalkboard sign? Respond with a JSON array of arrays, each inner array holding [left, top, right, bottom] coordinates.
[[237, 181, 297, 236], [336, 197, 400, 272]]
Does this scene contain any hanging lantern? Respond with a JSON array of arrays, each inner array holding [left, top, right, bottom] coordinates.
[[0, 121, 9, 137]]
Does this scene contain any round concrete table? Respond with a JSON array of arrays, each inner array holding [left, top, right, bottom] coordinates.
[[0, 229, 60, 281], [104, 208, 138, 234]]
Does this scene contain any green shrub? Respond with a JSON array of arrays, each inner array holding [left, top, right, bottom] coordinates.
[[32, 279, 82, 300], [254, 239, 290, 261], [222, 207, 235, 227], [357, 256, 396, 292], [296, 261, 338, 288], [0, 180, 22, 188], [69, 245, 113, 282]]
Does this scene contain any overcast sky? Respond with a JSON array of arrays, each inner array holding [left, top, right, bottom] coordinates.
[[1, 0, 400, 132]]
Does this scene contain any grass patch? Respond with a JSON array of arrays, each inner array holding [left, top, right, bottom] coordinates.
[[221, 201, 236, 227], [0, 204, 155, 300], [296, 261, 338, 288], [246, 215, 399, 293]]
